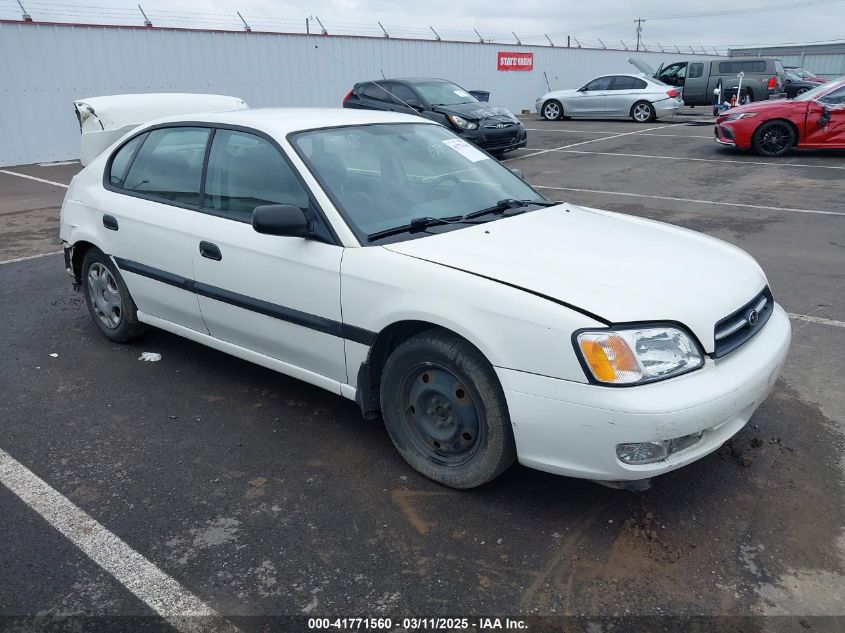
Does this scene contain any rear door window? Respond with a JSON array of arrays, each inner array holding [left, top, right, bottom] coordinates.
[[688, 63, 704, 79], [121, 127, 210, 206], [611, 76, 647, 90]]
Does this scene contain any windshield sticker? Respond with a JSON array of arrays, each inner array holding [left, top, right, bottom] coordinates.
[[441, 138, 489, 162], [454, 90, 471, 97]]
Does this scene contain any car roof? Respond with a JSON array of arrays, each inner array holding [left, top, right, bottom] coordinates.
[[593, 73, 655, 80], [359, 78, 452, 85], [141, 107, 435, 137]]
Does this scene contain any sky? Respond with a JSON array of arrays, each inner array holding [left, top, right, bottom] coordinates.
[[2, 0, 844, 51]]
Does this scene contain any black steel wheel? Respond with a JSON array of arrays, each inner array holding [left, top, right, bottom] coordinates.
[[380, 330, 516, 488], [752, 120, 796, 157]]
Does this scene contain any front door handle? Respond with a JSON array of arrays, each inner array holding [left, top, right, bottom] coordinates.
[[102, 215, 119, 231], [199, 241, 222, 261]]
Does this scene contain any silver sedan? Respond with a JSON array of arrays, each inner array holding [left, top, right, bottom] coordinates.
[[536, 74, 684, 122]]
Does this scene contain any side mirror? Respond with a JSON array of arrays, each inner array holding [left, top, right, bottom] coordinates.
[[252, 204, 311, 237], [510, 168, 525, 180]]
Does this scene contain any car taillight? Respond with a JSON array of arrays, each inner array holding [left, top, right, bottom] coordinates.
[[667, 89, 680, 98], [767, 77, 777, 90], [342, 90, 353, 105]]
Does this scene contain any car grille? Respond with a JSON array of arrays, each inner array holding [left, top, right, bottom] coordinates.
[[713, 286, 774, 358], [483, 137, 519, 148]]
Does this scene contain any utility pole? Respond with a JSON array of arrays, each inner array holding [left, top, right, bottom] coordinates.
[[634, 17, 645, 51]]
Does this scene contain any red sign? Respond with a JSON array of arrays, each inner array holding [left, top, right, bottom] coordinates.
[[497, 51, 533, 71]]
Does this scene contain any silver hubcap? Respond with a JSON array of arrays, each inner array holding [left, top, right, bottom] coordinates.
[[544, 103, 560, 119], [87, 263, 123, 329], [633, 104, 651, 121]]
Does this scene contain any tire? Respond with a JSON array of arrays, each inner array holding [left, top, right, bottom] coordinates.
[[541, 100, 563, 121], [81, 248, 146, 342], [631, 101, 655, 123], [796, 87, 809, 96], [380, 330, 516, 489], [752, 120, 796, 157]]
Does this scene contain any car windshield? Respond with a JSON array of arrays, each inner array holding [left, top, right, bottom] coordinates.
[[795, 79, 845, 102], [785, 71, 803, 82], [290, 123, 546, 242], [413, 82, 478, 106]]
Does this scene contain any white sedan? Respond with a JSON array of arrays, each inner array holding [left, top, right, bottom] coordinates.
[[536, 73, 684, 122], [60, 95, 790, 489]]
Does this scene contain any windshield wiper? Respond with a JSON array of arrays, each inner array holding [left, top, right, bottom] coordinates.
[[367, 200, 558, 242], [368, 215, 467, 242], [463, 198, 557, 220]]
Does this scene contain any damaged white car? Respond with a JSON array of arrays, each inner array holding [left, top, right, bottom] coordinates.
[[60, 94, 791, 489]]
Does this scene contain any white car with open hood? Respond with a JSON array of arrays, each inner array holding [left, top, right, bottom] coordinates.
[[60, 94, 790, 490]]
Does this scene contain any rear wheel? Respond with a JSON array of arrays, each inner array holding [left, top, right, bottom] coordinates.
[[542, 100, 563, 121], [752, 120, 796, 157], [380, 330, 516, 489], [631, 101, 655, 122], [82, 248, 145, 342]]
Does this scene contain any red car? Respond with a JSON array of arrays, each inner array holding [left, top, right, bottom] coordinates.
[[715, 78, 845, 156]]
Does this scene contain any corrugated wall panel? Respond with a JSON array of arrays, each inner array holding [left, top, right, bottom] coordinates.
[[0, 21, 707, 166], [730, 43, 845, 79]]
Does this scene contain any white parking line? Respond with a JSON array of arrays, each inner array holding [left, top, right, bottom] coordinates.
[[502, 123, 684, 162], [549, 149, 845, 171], [0, 448, 240, 633], [0, 169, 70, 188], [523, 128, 713, 139], [0, 251, 63, 265], [788, 313, 845, 328], [535, 185, 845, 217]]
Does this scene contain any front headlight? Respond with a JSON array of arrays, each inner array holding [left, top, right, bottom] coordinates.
[[446, 114, 478, 130], [723, 112, 758, 121], [575, 326, 703, 385]]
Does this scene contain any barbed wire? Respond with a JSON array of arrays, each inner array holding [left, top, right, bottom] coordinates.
[[4, 2, 838, 54]]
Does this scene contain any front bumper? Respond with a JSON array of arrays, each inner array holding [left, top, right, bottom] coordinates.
[[715, 124, 737, 146], [497, 304, 791, 481], [460, 126, 528, 153]]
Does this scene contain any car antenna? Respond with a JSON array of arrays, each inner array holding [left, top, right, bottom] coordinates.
[[312, 43, 427, 112]]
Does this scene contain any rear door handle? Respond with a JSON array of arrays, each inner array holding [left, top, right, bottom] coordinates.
[[102, 215, 118, 231], [199, 241, 222, 261]]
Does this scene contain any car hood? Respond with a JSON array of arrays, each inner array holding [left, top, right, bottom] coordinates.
[[432, 102, 517, 121], [543, 89, 579, 99], [717, 98, 803, 121], [383, 204, 767, 352]]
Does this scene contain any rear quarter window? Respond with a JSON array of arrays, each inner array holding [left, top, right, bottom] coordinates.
[[361, 83, 390, 101], [108, 133, 146, 188], [688, 63, 704, 79]]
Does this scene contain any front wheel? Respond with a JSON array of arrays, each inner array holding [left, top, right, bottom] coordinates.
[[631, 101, 655, 122], [380, 330, 516, 489], [542, 100, 563, 121], [82, 248, 146, 342], [752, 120, 796, 157]]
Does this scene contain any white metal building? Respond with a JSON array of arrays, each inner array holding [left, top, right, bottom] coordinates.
[[0, 20, 706, 166], [730, 42, 845, 79]]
